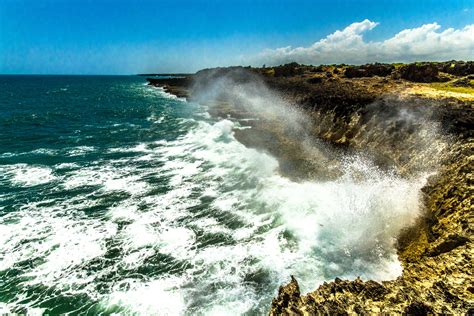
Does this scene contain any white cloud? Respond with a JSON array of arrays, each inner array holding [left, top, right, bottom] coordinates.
[[252, 19, 474, 66]]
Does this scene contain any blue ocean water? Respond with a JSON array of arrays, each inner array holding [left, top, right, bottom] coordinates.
[[0, 75, 425, 315]]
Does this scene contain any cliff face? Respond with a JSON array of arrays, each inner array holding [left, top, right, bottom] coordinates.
[[146, 62, 473, 314], [262, 67, 473, 315], [270, 136, 473, 315]]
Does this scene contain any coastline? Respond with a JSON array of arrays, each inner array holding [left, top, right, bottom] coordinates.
[[145, 62, 473, 314]]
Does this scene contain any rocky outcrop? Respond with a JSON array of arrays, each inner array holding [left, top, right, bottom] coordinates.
[[344, 63, 394, 78], [261, 68, 473, 315], [439, 61, 474, 76], [146, 77, 191, 98], [270, 138, 473, 314], [335, 61, 474, 82], [262, 66, 473, 315], [398, 63, 444, 83]]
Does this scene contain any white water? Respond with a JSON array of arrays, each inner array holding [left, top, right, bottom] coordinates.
[[0, 107, 428, 314], [1, 75, 438, 314], [0, 164, 57, 187]]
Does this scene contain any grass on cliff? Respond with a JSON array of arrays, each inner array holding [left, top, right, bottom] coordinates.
[[429, 81, 474, 95]]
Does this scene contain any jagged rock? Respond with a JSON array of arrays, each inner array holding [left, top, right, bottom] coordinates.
[[399, 63, 442, 82], [269, 138, 473, 315], [270, 276, 302, 315], [344, 63, 394, 78], [438, 61, 474, 76]]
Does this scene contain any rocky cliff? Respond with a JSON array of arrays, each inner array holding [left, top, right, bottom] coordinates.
[[146, 62, 473, 314]]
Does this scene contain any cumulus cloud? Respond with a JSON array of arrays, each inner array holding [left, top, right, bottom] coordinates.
[[252, 19, 474, 65]]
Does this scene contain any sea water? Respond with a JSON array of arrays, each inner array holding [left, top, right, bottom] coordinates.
[[0, 75, 426, 314]]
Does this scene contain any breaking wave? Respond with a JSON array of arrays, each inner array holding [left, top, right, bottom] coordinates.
[[0, 77, 428, 314]]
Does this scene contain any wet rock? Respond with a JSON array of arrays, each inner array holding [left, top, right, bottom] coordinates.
[[146, 77, 191, 98], [270, 276, 303, 315]]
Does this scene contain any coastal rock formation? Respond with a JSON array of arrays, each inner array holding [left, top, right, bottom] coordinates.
[[264, 66, 473, 315], [344, 63, 393, 78], [146, 77, 190, 98], [270, 139, 473, 314], [145, 62, 473, 314], [398, 63, 443, 83]]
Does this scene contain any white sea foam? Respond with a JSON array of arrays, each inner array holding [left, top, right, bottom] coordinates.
[[1, 111, 429, 314], [147, 113, 166, 124], [0, 303, 11, 314], [67, 146, 96, 156], [55, 162, 80, 169], [101, 118, 425, 311], [105, 277, 187, 315], [0, 152, 17, 158], [30, 148, 59, 156], [0, 164, 57, 187], [62, 166, 149, 195], [0, 148, 58, 158], [107, 142, 161, 153], [154, 86, 186, 102], [0, 198, 117, 280]]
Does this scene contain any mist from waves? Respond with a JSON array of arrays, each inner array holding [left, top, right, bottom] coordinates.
[[0, 75, 432, 315]]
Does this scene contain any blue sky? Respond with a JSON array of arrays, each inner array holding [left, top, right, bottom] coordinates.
[[1, 0, 473, 74]]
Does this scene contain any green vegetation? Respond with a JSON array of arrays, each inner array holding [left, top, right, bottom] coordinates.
[[429, 81, 474, 95]]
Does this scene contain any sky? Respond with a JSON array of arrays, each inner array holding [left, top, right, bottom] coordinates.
[[0, 0, 473, 74]]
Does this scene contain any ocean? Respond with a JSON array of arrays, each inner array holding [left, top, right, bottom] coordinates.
[[0, 75, 426, 314]]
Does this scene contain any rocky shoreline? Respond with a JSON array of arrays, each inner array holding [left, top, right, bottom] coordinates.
[[146, 62, 473, 314]]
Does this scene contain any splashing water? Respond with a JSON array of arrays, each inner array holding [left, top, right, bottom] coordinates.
[[0, 75, 428, 314]]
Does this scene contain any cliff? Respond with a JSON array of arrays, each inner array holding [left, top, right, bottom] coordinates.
[[146, 62, 473, 314]]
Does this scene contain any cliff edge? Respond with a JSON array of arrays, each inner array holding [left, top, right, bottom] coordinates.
[[146, 61, 473, 314]]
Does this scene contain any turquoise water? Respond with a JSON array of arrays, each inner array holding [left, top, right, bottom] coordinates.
[[0, 76, 426, 314]]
